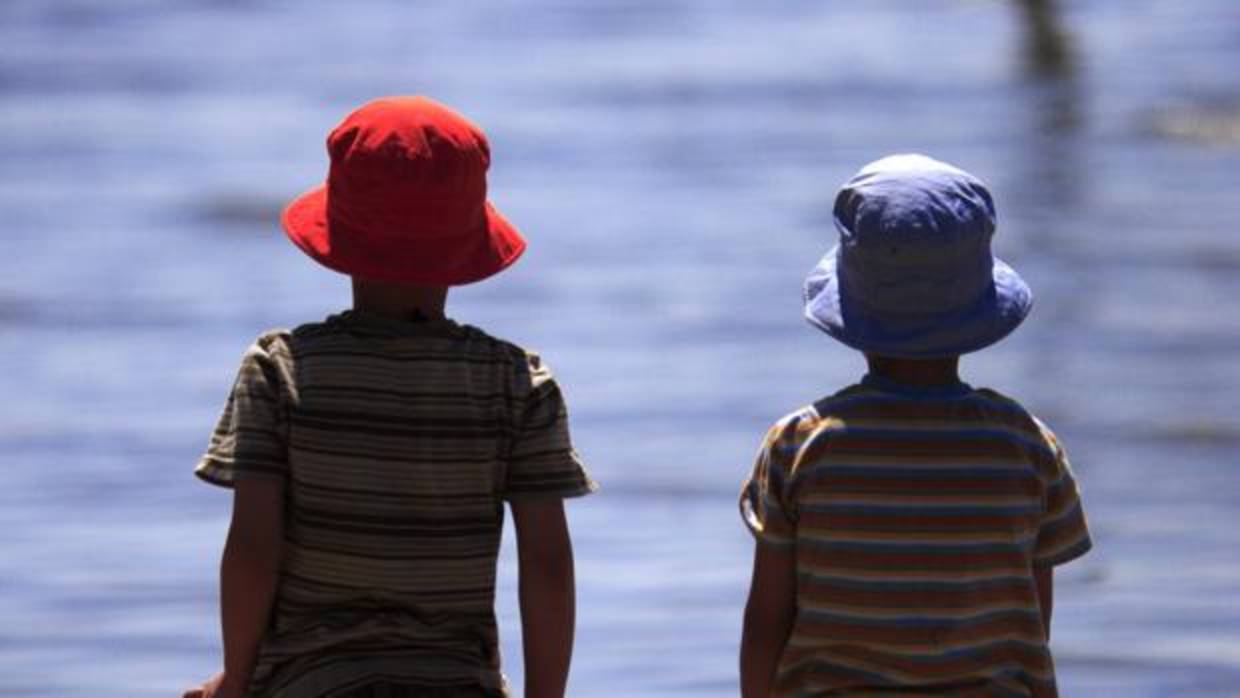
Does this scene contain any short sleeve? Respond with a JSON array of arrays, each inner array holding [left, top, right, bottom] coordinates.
[[501, 353, 597, 500], [739, 415, 800, 547], [195, 337, 289, 487], [1033, 423, 1092, 567]]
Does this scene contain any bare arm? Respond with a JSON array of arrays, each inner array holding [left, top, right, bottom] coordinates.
[[1035, 565, 1054, 640], [511, 498, 576, 698], [214, 478, 285, 695], [740, 542, 797, 698]]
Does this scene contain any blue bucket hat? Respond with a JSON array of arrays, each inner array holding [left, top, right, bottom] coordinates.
[[804, 154, 1032, 358]]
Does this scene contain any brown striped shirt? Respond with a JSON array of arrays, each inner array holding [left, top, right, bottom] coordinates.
[[740, 374, 1091, 698], [196, 310, 596, 697]]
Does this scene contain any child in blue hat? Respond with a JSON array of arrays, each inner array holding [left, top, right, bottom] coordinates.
[[739, 155, 1091, 698]]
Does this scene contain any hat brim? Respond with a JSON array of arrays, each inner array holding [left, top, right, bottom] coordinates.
[[281, 185, 526, 286], [803, 246, 1033, 358]]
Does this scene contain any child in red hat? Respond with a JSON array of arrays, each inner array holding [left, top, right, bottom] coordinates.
[[185, 97, 597, 698]]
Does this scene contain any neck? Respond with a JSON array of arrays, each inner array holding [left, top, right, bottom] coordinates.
[[351, 277, 449, 322], [865, 354, 962, 387]]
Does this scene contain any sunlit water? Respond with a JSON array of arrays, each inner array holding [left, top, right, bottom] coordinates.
[[2, 1, 1239, 696]]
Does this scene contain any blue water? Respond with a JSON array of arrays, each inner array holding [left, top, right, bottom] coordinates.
[[2, 1, 1239, 696]]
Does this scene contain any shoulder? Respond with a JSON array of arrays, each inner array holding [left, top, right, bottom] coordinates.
[[970, 386, 1033, 416], [459, 325, 542, 365], [456, 325, 559, 391], [764, 384, 867, 450], [228, 328, 294, 369], [450, 324, 528, 360], [764, 407, 815, 445], [226, 329, 296, 393], [970, 387, 1068, 466], [970, 387, 1054, 437], [252, 328, 294, 355], [808, 381, 878, 419]]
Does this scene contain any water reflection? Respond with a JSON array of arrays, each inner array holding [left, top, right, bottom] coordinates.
[[1010, 0, 1086, 212], [1015, 0, 1075, 81], [1005, 0, 1090, 422], [1147, 101, 1240, 146]]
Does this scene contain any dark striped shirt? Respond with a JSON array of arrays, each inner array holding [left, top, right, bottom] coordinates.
[[197, 310, 596, 697], [740, 375, 1091, 698]]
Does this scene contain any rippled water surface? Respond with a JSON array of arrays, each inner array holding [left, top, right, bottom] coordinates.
[[2, 1, 1239, 696]]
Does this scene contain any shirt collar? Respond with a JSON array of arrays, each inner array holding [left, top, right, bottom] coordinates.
[[861, 372, 973, 398], [330, 309, 464, 338]]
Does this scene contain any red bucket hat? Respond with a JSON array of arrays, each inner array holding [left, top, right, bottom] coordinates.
[[282, 96, 526, 285]]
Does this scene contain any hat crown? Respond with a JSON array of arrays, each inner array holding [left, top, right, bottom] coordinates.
[[835, 154, 995, 256], [324, 97, 492, 239], [834, 154, 998, 315], [327, 97, 490, 197]]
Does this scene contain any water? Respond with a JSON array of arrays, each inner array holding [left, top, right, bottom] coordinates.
[[2, 1, 1239, 696]]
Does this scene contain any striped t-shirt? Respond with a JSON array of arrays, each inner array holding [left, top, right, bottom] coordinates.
[[196, 310, 596, 698], [740, 374, 1091, 698]]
